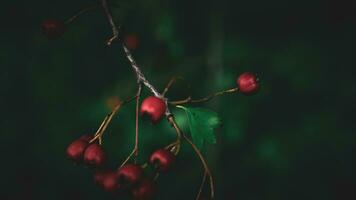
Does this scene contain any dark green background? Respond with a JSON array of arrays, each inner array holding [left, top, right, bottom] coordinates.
[[1, 0, 355, 199]]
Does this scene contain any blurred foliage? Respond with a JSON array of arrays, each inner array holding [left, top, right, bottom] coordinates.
[[1, 0, 356, 199]]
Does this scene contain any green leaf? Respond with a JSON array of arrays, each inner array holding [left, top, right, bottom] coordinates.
[[177, 106, 222, 149]]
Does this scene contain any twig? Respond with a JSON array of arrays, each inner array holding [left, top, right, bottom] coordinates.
[[167, 116, 214, 198], [122, 45, 173, 118], [101, 0, 119, 45], [65, 5, 98, 24], [90, 95, 137, 144], [183, 134, 215, 199], [134, 84, 143, 156], [162, 76, 183, 96], [118, 85, 142, 166], [170, 87, 238, 105], [196, 172, 207, 200], [122, 45, 162, 97], [165, 116, 183, 155], [100, 2, 215, 198], [120, 148, 137, 168]]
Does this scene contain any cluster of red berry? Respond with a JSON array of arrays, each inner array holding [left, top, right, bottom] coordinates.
[[65, 72, 258, 199], [48, 3, 260, 199], [67, 135, 175, 199], [66, 95, 178, 200]]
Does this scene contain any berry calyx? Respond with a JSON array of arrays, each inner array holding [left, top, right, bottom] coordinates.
[[140, 96, 166, 123], [41, 19, 66, 39], [149, 149, 176, 172], [131, 178, 157, 200], [94, 170, 121, 192], [66, 135, 91, 164], [117, 164, 144, 187], [236, 72, 259, 95], [83, 143, 106, 167]]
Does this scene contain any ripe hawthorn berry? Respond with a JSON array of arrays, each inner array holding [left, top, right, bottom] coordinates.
[[83, 143, 106, 167], [94, 170, 121, 192], [149, 149, 176, 172], [41, 19, 66, 39], [117, 164, 144, 187], [131, 178, 157, 200], [66, 135, 91, 164], [236, 72, 259, 95], [140, 96, 166, 123]]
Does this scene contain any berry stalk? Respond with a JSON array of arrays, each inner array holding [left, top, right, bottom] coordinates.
[[100, 0, 215, 198]]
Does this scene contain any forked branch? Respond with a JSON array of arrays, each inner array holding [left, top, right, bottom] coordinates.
[[100, 0, 215, 198], [90, 95, 137, 144], [101, 0, 119, 45]]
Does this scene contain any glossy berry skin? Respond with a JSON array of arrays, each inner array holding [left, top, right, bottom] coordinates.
[[236, 72, 259, 95], [66, 136, 91, 164], [149, 149, 176, 172], [131, 179, 157, 200], [94, 170, 120, 192], [117, 164, 144, 186], [83, 143, 106, 167], [41, 19, 66, 39], [140, 96, 166, 123]]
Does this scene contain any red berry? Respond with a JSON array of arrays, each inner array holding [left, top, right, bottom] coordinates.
[[83, 143, 106, 167], [41, 19, 66, 39], [94, 170, 120, 192], [149, 149, 176, 172], [66, 137, 90, 164], [131, 179, 157, 200], [236, 72, 259, 95], [117, 164, 144, 186], [140, 96, 166, 123]]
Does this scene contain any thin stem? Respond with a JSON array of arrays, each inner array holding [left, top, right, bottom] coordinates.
[[90, 95, 137, 144], [101, 0, 119, 45], [183, 134, 215, 199], [170, 87, 239, 105], [89, 103, 123, 144], [167, 116, 182, 139], [94, 115, 109, 137], [99, 3, 215, 198], [134, 84, 143, 157], [97, 103, 122, 136], [162, 76, 183, 96], [196, 172, 207, 200], [167, 115, 214, 198], [120, 148, 137, 168], [65, 5, 97, 24], [166, 116, 182, 155], [119, 84, 142, 166]]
